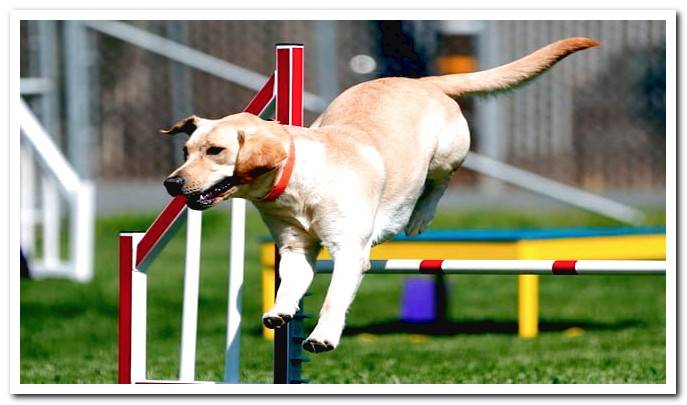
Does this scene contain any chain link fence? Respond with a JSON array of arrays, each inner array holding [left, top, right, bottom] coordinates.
[[21, 20, 666, 197]]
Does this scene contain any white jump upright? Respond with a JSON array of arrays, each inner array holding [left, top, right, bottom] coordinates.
[[179, 209, 202, 381], [118, 44, 300, 385], [119, 197, 187, 384]]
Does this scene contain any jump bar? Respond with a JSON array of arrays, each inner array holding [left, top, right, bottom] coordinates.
[[315, 259, 666, 275]]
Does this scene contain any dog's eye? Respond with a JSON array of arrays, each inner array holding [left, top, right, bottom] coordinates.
[[206, 146, 225, 156]]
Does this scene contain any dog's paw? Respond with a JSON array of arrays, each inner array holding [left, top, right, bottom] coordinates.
[[262, 312, 293, 329], [302, 337, 336, 353], [302, 322, 342, 353], [404, 214, 431, 236]]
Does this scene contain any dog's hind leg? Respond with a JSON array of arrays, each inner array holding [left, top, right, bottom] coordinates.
[[405, 113, 471, 236], [404, 174, 451, 236]]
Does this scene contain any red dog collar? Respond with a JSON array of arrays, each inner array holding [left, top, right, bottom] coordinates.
[[260, 136, 295, 202]]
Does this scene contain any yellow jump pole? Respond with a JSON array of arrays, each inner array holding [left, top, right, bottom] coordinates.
[[518, 274, 539, 338], [261, 243, 275, 340]]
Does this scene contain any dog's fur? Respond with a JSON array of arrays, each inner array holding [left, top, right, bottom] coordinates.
[[163, 37, 599, 353]]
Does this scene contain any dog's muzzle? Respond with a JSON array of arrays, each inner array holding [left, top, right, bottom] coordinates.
[[185, 176, 240, 211]]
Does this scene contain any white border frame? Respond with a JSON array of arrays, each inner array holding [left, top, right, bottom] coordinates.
[[9, 9, 676, 395]]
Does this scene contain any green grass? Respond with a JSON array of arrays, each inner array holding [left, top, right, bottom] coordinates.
[[20, 207, 666, 384]]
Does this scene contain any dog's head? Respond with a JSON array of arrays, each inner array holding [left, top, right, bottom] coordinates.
[[161, 113, 288, 210]]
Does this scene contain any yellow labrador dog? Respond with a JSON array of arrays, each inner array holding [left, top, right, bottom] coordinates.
[[162, 37, 598, 353]]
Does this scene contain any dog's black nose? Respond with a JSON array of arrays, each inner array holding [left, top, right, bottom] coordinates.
[[164, 176, 185, 196]]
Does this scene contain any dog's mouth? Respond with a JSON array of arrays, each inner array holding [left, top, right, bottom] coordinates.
[[186, 176, 239, 210]]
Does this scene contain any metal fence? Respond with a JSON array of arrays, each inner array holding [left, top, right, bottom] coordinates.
[[475, 20, 666, 191], [20, 20, 666, 194]]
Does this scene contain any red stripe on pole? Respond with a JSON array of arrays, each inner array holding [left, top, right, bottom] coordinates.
[[118, 235, 133, 384], [419, 260, 444, 274], [245, 74, 275, 116], [276, 47, 292, 124], [290, 47, 304, 126], [136, 195, 187, 267], [552, 260, 577, 275]]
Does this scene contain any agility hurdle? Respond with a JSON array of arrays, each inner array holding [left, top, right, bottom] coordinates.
[[275, 257, 665, 380], [263, 254, 664, 382], [261, 227, 666, 339], [118, 44, 304, 384]]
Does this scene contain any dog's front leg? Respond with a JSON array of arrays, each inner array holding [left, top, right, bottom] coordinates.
[[302, 243, 370, 353], [263, 248, 317, 329]]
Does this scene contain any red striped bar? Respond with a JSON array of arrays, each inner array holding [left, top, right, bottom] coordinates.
[[118, 235, 133, 384], [552, 260, 577, 275], [245, 74, 275, 116], [419, 259, 444, 274], [135, 195, 187, 268], [314, 259, 666, 275]]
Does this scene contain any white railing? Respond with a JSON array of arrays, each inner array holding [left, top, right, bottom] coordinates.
[[19, 100, 95, 282]]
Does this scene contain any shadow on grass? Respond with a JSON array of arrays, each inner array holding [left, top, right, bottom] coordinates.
[[340, 318, 644, 336], [244, 318, 644, 337]]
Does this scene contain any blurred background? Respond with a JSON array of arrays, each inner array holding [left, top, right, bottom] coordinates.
[[20, 20, 666, 214], [18, 20, 668, 384]]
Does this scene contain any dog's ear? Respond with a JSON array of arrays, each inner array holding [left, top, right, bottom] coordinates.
[[160, 115, 201, 135], [234, 130, 287, 183]]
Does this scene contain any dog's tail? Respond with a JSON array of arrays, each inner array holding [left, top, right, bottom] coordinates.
[[420, 37, 599, 97]]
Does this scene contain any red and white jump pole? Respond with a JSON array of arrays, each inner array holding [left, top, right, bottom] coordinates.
[[315, 259, 666, 275], [273, 44, 304, 385], [118, 44, 301, 385]]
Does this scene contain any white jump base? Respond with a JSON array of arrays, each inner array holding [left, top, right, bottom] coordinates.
[[315, 259, 666, 275]]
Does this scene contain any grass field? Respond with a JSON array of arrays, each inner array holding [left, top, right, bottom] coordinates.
[[20, 207, 666, 384]]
